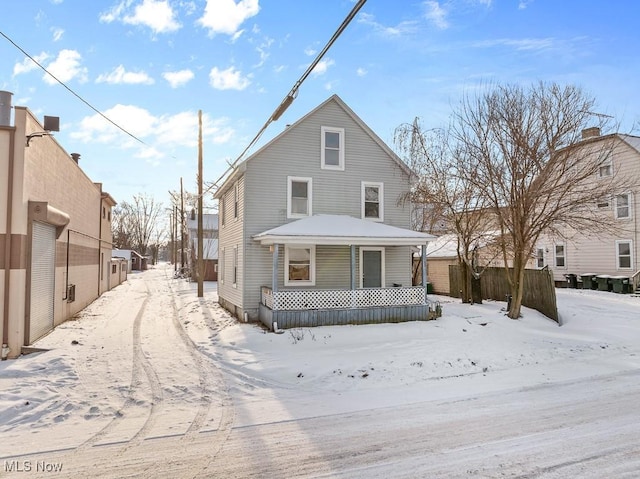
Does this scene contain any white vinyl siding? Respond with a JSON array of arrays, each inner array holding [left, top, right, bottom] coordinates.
[[287, 176, 312, 218], [616, 240, 632, 269], [321, 126, 345, 170], [361, 181, 384, 221]]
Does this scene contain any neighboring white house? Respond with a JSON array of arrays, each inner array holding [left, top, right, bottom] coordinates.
[[214, 94, 436, 330], [536, 129, 640, 292], [186, 213, 219, 281], [111, 249, 144, 273]]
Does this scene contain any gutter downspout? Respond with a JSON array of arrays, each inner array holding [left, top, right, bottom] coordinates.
[[2, 130, 15, 359]]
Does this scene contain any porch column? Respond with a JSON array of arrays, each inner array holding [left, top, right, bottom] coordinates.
[[272, 244, 279, 293], [350, 245, 356, 290], [421, 244, 428, 301]]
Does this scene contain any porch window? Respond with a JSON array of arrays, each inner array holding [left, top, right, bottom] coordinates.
[[285, 245, 315, 286], [615, 193, 631, 219], [361, 182, 384, 221], [616, 240, 632, 269], [536, 248, 544, 268], [287, 176, 312, 218], [321, 126, 345, 170], [554, 244, 566, 268]]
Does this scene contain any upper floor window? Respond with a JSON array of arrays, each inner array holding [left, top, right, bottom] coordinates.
[[287, 176, 312, 218], [616, 240, 632, 269], [361, 181, 384, 221], [234, 183, 239, 219], [220, 195, 225, 227], [598, 162, 612, 178], [321, 126, 345, 170], [554, 243, 566, 268], [615, 193, 631, 219]]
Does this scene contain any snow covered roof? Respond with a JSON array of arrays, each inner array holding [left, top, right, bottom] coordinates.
[[253, 215, 435, 246], [191, 238, 218, 260], [186, 214, 218, 232]]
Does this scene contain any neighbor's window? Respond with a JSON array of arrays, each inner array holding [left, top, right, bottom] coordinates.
[[615, 193, 631, 219], [616, 240, 632, 269], [321, 126, 345, 170], [598, 162, 612, 178], [536, 248, 544, 268], [554, 244, 566, 268], [287, 176, 312, 218], [285, 246, 315, 286], [361, 182, 384, 221]]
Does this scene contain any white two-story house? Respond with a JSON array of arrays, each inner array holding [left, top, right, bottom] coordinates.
[[536, 128, 640, 292], [214, 95, 436, 330]]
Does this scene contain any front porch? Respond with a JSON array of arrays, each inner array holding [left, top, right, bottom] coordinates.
[[260, 285, 439, 329]]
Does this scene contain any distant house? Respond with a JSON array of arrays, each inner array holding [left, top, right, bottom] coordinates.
[[0, 91, 117, 359], [112, 249, 144, 272], [536, 129, 640, 292], [214, 94, 436, 330], [186, 213, 218, 281]]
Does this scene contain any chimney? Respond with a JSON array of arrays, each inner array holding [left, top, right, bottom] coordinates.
[[70, 153, 81, 164], [0, 91, 12, 127], [582, 127, 601, 139]]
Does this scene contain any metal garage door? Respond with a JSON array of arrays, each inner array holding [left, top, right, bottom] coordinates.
[[29, 221, 56, 343]]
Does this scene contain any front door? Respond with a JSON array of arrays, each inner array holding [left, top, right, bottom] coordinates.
[[362, 248, 383, 288]]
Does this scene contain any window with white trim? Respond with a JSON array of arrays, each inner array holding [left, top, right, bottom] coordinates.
[[554, 243, 566, 268], [220, 195, 225, 227], [233, 246, 238, 286], [615, 193, 631, 219], [234, 183, 239, 219], [287, 176, 312, 218], [285, 245, 316, 286], [536, 248, 544, 268], [219, 248, 225, 283], [321, 126, 345, 170], [616, 240, 632, 269], [361, 182, 384, 221]]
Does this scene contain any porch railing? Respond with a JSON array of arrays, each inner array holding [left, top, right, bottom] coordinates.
[[631, 270, 640, 294], [261, 286, 426, 311]]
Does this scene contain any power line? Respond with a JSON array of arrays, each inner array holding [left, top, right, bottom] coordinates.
[[201, 0, 368, 199], [0, 30, 149, 147]]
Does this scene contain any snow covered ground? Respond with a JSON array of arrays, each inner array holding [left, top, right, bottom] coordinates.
[[1, 263, 639, 478]]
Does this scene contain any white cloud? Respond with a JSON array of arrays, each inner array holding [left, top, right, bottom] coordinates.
[[304, 47, 316, 56], [209, 66, 251, 90], [254, 36, 274, 68], [357, 12, 418, 37], [356, 67, 368, 77], [311, 58, 334, 76], [100, 0, 181, 33], [96, 65, 155, 85], [162, 69, 195, 88], [43, 49, 88, 85], [13, 52, 49, 76], [424, 1, 449, 30], [197, 0, 260, 36], [72, 104, 158, 144], [518, 0, 533, 9], [472, 37, 555, 51], [51, 27, 64, 42]]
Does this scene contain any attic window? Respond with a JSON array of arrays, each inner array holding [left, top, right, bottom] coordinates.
[[321, 126, 345, 170]]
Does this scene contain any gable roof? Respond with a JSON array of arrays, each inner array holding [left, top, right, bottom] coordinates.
[[214, 94, 412, 198]]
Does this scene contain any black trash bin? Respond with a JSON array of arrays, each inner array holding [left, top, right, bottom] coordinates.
[[565, 273, 577, 288]]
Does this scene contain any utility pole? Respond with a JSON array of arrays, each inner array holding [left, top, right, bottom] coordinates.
[[173, 205, 178, 273], [197, 110, 204, 297], [180, 177, 185, 272]]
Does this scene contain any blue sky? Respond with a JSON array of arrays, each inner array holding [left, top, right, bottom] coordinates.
[[2, 0, 640, 209]]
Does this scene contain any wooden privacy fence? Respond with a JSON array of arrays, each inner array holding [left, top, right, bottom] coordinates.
[[449, 265, 558, 322]]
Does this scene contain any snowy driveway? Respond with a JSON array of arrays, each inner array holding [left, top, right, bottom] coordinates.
[[1, 264, 640, 478]]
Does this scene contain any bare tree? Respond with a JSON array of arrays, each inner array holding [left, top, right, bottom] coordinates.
[[111, 193, 164, 257], [452, 81, 631, 318], [395, 119, 493, 303]]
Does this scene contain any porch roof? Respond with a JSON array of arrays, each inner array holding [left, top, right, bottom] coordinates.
[[253, 214, 436, 246]]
